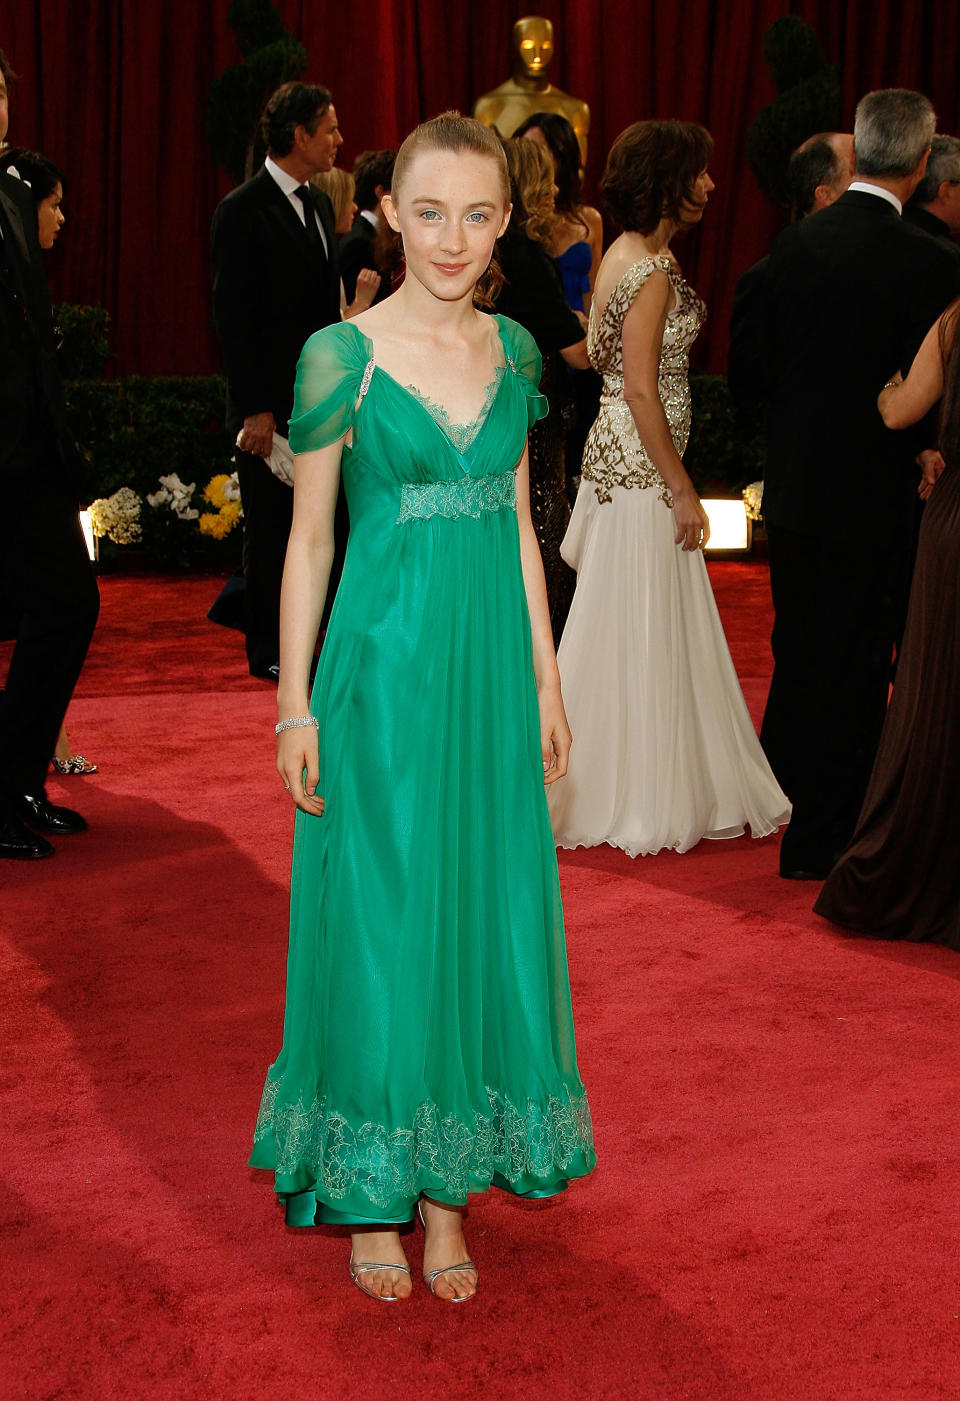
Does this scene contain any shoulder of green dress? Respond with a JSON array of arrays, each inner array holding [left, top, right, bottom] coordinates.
[[298, 320, 373, 378], [496, 315, 542, 384]]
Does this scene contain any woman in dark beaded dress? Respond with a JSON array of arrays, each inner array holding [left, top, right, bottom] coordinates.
[[494, 139, 589, 644]]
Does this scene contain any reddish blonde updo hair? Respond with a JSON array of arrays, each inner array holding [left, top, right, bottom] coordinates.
[[391, 112, 510, 306]]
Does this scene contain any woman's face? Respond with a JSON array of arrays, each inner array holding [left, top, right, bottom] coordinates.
[[679, 167, 715, 225], [37, 181, 65, 249], [383, 148, 511, 302]]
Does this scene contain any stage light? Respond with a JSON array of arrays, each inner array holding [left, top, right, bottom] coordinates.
[[79, 510, 98, 562], [702, 498, 752, 554]]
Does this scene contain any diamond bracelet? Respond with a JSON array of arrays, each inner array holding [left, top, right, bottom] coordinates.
[[275, 715, 319, 736]]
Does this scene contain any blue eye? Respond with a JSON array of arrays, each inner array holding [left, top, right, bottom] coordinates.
[[419, 209, 441, 221], [467, 212, 489, 224]]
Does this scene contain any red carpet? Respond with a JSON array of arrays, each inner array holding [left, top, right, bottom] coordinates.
[[2, 564, 959, 1401]]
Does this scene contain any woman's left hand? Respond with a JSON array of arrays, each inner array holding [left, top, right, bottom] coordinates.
[[539, 684, 572, 785], [672, 485, 711, 551]]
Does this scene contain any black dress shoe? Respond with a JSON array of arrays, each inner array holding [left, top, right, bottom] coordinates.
[[780, 863, 832, 881], [12, 793, 88, 835], [0, 813, 55, 860]]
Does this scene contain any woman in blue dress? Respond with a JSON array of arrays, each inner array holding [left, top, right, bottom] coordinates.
[[251, 114, 596, 1304]]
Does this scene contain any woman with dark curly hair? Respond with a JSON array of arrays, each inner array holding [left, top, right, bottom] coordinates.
[[494, 137, 588, 641], [548, 120, 789, 857]]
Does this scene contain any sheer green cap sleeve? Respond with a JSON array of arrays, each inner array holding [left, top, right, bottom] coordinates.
[[501, 316, 548, 429], [289, 324, 370, 454]]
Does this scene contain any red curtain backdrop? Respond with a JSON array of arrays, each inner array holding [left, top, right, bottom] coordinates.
[[4, 0, 960, 377]]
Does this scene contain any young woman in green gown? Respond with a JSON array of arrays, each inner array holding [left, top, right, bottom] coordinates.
[[250, 114, 596, 1303]]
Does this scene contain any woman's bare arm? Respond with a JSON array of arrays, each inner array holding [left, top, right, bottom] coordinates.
[[275, 437, 344, 813], [877, 311, 949, 429], [582, 205, 604, 316], [620, 272, 710, 549]]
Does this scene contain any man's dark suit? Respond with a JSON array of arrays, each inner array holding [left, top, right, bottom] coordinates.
[[727, 254, 770, 407], [903, 203, 960, 262], [757, 189, 960, 873], [211, 166, 342, 675], [0, 171, 99, 809], [338, 212, 387, 306]]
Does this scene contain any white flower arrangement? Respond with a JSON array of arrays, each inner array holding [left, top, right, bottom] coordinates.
[[146, 472, 200, 520], [87, 486, 143, 544], [742, 480, 764, 521]]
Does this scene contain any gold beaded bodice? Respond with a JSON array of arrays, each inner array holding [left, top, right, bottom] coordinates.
[[581, 255, 705, 505]]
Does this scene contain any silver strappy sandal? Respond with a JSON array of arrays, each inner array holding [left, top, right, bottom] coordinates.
[[417, 1200, 478, 1303], [348, 1256, 411, 1301]]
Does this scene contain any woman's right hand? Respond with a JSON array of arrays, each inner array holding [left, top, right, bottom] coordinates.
[[277, 727, 325, 816], [672, 485, 710, 551]]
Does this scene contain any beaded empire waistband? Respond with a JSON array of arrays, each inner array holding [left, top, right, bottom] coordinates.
[[396, 471, 517, 524]]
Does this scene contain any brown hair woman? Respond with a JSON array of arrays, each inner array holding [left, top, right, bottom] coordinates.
[[548, 120, 790, 858]]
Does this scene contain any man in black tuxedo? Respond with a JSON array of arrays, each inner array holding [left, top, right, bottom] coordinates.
[[0, 49, 100, 860], [757, 89, 960, 879], [339, 148, 395, 307], [728, 131, 853, 407], [212, 82, 343, 679]]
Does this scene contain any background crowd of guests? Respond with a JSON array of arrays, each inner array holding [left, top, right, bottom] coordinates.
[[207, 79, 960, 951], [0, 50, 100, 862], [2, 44, 958, 951]]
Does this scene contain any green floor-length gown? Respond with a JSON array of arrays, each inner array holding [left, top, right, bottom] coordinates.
[[249, 315, 596, 1226]]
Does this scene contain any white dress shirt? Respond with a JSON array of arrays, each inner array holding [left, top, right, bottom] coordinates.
[[264, 155, 329, 256], [847, 181, 903, 215]]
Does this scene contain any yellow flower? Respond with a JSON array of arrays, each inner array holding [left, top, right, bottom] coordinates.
[[203, 474, 231, 509], [198, 511, 230, 540]]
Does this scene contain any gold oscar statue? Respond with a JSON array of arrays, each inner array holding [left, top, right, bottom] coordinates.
[[473, 15, 590, 167]]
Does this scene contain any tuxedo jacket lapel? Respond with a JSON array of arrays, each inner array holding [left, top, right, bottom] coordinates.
[[255, 168, 337, 269]]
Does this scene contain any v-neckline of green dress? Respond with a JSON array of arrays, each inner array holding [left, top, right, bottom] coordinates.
[[349, 317, 511, 467]]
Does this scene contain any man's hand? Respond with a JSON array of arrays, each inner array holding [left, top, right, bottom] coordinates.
[[237, 411, 276, 457], [916, 448, 945, 501]]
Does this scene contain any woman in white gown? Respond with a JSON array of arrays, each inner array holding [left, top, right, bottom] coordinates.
[[548, 121, 789, 857]]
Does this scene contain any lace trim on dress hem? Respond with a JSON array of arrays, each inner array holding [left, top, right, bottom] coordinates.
[[396, 471, 517, 524], [252, 1077, 595, 1210]]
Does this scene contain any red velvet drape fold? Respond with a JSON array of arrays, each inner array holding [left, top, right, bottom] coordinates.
[[4, 0, 960, 376]]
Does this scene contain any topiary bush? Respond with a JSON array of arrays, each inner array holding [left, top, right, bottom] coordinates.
[[54, 303, 111, 380], [64, 375, 233, 503], [746, 17, 841, 213], [205, 0, 307, 184]]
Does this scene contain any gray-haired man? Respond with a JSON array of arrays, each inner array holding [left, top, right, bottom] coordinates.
[[904, 133, 960, 253], [759, 89, 960, 879]]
